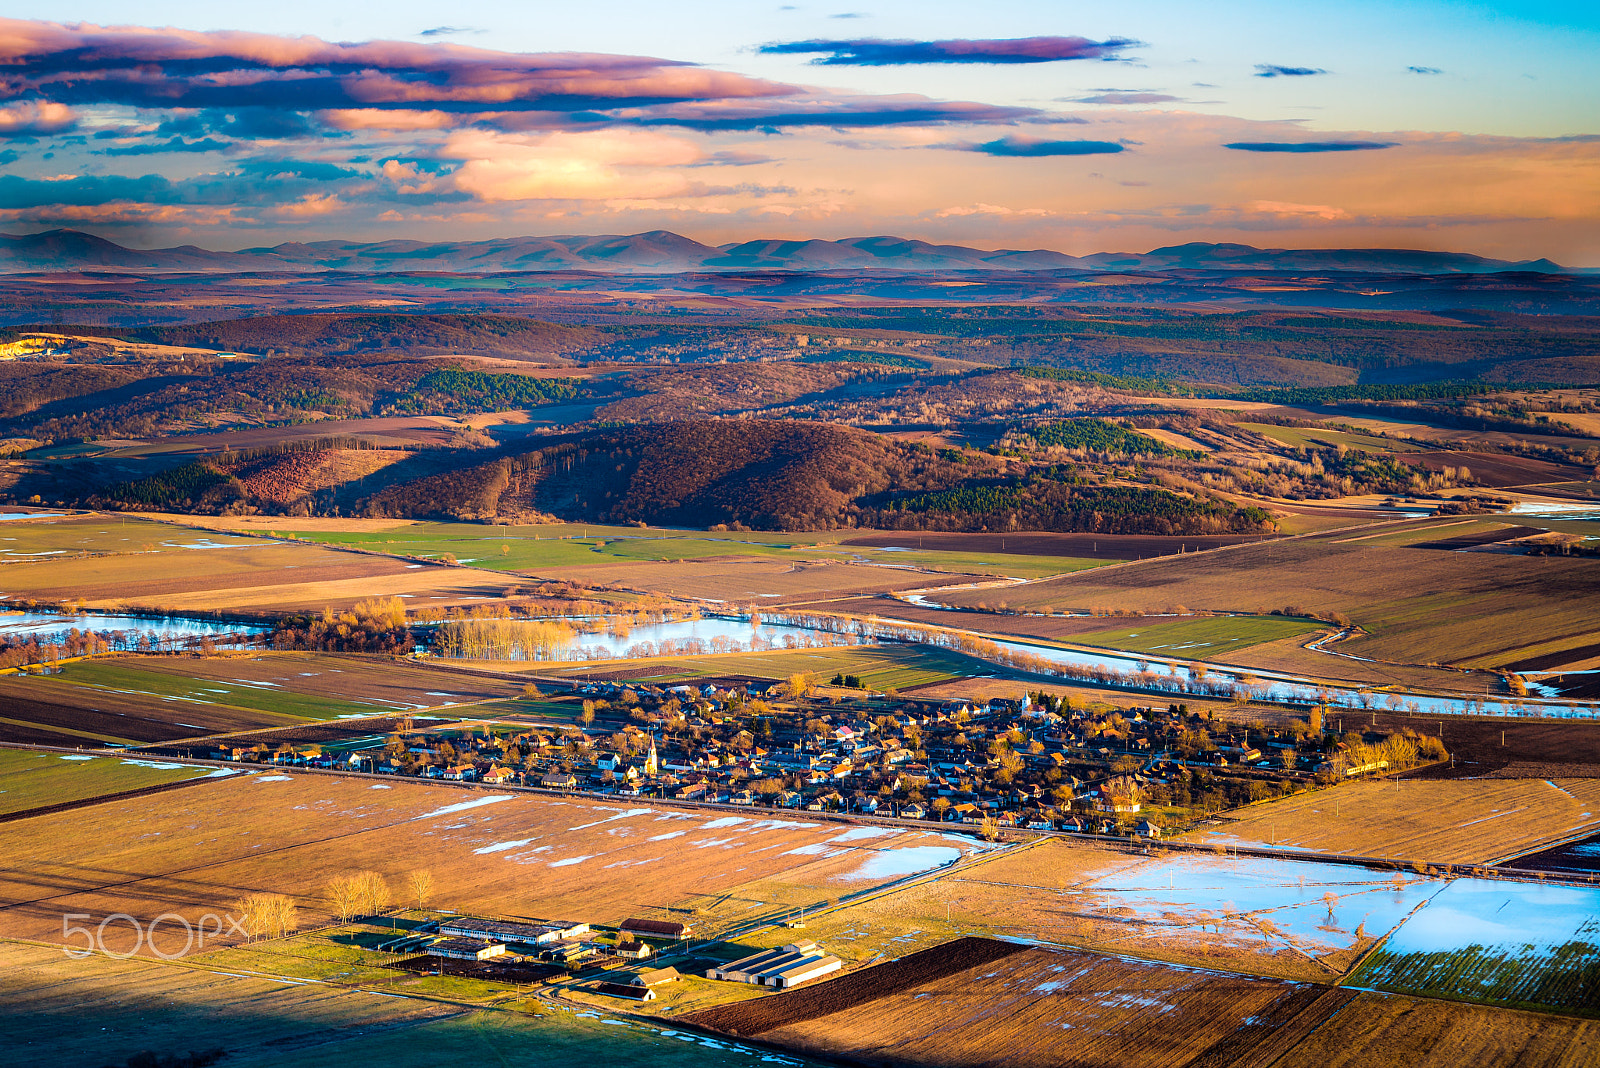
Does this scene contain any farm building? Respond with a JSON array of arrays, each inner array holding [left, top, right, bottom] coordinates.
[[427, 937, 507, 961], [707, 941, 842, 988], [594, 981, 655, 1001], [620, 917, 693, 940], [540, 771, 578, 789], [628, 966, 680, 988], [539, 940, 594, 965], [615, 940, 652, 959], [439, 917, 589, 945]]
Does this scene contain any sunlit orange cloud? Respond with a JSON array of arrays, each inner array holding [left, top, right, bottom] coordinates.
[[447, 129, 706, 201], [0, 18, 796, 109], [271, 194, 347, 218], [0, 99, 74, 135], [0, 203, 243, 226], [317, 109, 457, 132]]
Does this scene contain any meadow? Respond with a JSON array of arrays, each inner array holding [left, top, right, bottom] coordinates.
[[0, 748, 215, 815], [1236, 422, 1404, 453], [0, 525, 525, 614], [0, 513, 258, 558], [540, 642, 985, 692], [1072, 615, 1327, 657], [194, 518, 1106, 583], [51, 659, 399, 721], [99, 650, 524, 713], [1190, 777, 1600, 865], [0, 673, 297, 745]]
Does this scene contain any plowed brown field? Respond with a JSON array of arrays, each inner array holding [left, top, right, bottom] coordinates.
[[688, 939, 1334, 1068], [687, 938, 1599, 1068]]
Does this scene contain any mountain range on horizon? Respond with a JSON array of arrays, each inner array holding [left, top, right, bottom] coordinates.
[[0, 227, 1572, 277]]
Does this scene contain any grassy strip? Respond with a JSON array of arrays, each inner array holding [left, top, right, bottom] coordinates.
[[1072, 616, 1328, 656], [55, 661, 390, 721]]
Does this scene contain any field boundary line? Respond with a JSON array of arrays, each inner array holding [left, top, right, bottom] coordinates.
[[0, 770, 234, 824]]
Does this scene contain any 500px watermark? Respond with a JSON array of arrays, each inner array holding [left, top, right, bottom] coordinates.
[[62, 912, 245, 960]]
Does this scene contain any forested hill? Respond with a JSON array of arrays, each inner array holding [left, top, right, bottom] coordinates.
[[358, 421, 1274, 535]]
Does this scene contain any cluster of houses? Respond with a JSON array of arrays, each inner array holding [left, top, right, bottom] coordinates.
[[208, 677, 1351, 838]]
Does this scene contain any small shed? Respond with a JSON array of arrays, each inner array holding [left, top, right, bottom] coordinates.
[[620, 917, 693, 941], [428, 937, 507, 961], [628, 966, 680, 988]]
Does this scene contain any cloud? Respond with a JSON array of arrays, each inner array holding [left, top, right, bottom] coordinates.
[[419, 27, 482, 37], [1253, 64, 1327, 77], [96, 136, 233, 156], [1071, 92, 1181, 105], [272, 193, 347, 216], [447, 129, 705, 201], [0, 18, 1043, 145], [0, 18, 796, 112], [1408, 66, 1443, 75], [759, 36, 1140, 66], [972, 137, 1124, 157], [0, 100, 76, 137], [1249, 200, 1348, 220], [626, 95, 1036, 131], [317, 109, 458, 132], [1224, 140, 1396, 152], [934, 203, 1051, 217]]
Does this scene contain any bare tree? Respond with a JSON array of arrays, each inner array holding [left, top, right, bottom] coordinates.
[[1322, 891, 1339, 922], [355, 870, 391, 917], [236, 893, 298, 941], [409, 869, 435, 911], [326, 874, 362, 923]]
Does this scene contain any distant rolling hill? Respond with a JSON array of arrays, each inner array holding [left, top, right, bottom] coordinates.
[[0, 228, 1570, 276]]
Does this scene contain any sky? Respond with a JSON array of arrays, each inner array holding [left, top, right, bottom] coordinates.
[[1, 2, 1596, 263]]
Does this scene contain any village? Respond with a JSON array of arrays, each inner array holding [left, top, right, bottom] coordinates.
[[198, 675, 1443, 840]]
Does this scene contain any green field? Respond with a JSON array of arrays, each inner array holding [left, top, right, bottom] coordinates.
[[1237, 422, 1399, 453], [1073, 615, 1328, 656], [544, 641, 983, 691], [0, 514, 253, 560], [54, 661, 391, 721], [276, 521, 1111, 580], [0, 748, 213, 814]]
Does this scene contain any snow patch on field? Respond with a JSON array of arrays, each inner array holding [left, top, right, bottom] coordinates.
[[569, 807, 652, 831], [475, 837, 537, 854], [415, 794, 515, 820], [549, 854, 597, 868], [648, 831, 686, 842], [700, 816, 746, 829], [830, 826, 904, 843], [844, 845, 961, 880], [253, 775, 293, 783], [59, 755, 93, 761]]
